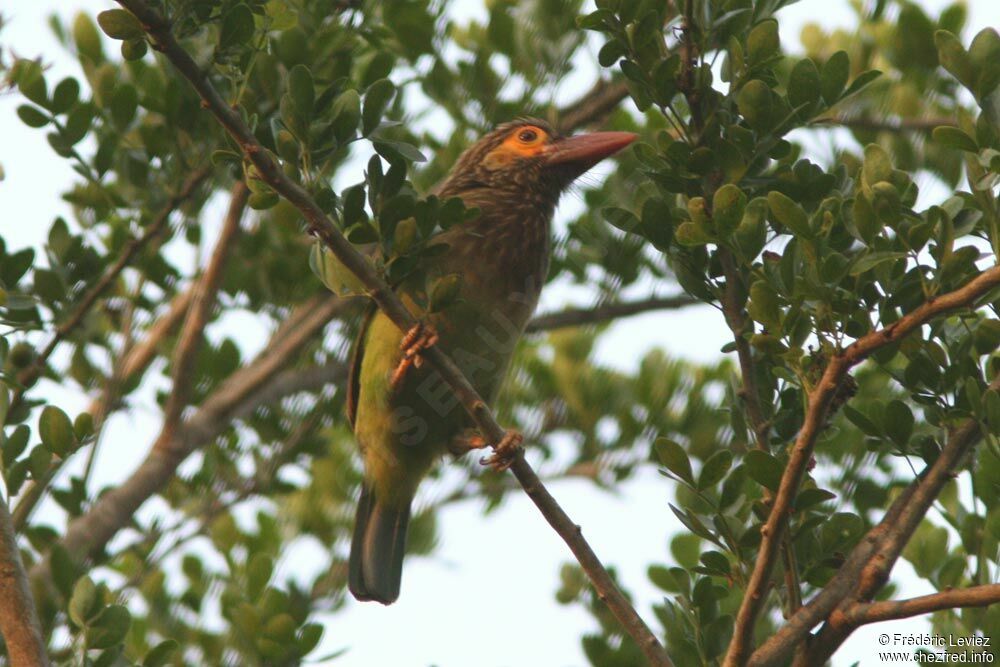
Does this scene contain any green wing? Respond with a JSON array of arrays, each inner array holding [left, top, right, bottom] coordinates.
[[346, 301, 378, 430]]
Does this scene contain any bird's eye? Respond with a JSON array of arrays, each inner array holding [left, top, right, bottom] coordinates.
[[518, 128, 539, 143]]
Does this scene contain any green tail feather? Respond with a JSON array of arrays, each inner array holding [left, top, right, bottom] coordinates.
[[348, 483, 410, 604]]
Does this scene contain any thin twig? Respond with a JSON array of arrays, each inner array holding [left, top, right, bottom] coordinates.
[[116, 2, 670, 662], [0, 495, 49, 666], [842, 584, 1000, 625], [9, 166, 211, 413], [724, 265, 1000, 667], [812, 116, 955, 133], [525, 294, 698, 333]]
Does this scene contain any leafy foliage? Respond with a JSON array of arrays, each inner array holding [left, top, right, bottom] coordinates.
[[1, 0, 998, 665]]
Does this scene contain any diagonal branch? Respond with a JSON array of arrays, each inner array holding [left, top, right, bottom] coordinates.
[[32, 293, 353, 580], [724, 265, 1000, 667], [116, 2, 670, 663], [556, 79, 630, 133], [525, 293, 698, 333], [783, 373, 1000, 666], [841, 584, 1000, 626], [0, 495, 49, 667], [9, 165, 211, 413], [158, 180, 248, 442], [11, 286, 195, 531]]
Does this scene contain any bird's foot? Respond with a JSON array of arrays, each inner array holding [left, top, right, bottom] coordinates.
[[479, 430, 524, 472], [390, 322, 440, 390]]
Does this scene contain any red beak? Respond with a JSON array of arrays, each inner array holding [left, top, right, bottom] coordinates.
[[543, 131, 638, 168]]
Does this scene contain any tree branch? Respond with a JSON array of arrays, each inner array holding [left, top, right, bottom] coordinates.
[[556, 79, 630, 133], [812, 116, 955, 133], [724, 265, 1000, 667], [524, 294, 698, 333], [31, 294, 353, 583], [843, 584, 1000, 626], [9, 165, 211, 413], [789, 373, 1000, 666], [0, 495, 48, 666], [749, 481, 921, 667], [11, 282, 195, 532], [117, 2, 670, 662], [158, 180, 247, 443]]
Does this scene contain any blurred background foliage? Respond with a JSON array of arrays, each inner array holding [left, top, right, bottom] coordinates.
[[0, 0, 998, 664]]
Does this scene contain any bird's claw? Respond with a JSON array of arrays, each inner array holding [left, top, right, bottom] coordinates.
[[391, 322, 440, 390], [479, 430, 524, 472]]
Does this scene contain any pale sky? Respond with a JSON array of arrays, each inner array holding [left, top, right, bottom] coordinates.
[[1, 1, 998, 666]]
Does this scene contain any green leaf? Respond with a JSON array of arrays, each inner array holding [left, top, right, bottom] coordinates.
[[603, 207, 640, 233], [28, 445, 52, 478], [297, 623, 324, 656], [747, 19, 780, 66], [697, 450, 733, 490], [903, 521, 949, 578], [984, 390, 1000, 434], [712, 184, 747, 234], [51, 78, 80, 114], [73, 13, 104, 62], [674, 221, 713, 246], [885, 400, 914, 446], [936, 30, 976, 90], [86, 605, 131, 649], [121, 38, 148, 61], [820, 51, 849, 104], [247, 554, 273, 599], [748, 280, 783, 331], [309, 243, 366, 296], [331, 89, 361, 143], [932, 126, 979, 153], [788, 58, 821, 111], [428, 274, 462, 312], [220, 4, 255, 51], [737, 79, 774, 132], [795, 487, 836, 511], [96, 9, 144, 41], [287, 65, 314, 121], [3, 425, 29, 467], [843, 405, 881, 437], [143, 640, 179, 667], [861, 144, 893, 187], [39, 405, 75, 457], [362, 78, 396, 136], [346, 222, 379, 244], [744, 449, 783, 492], [15, 61, 48, 107], [111, 84, 138, 128], [17, 105, 49, 128], [0, 387, 9, 432], [841, 70, 881, 100], [69, 576, 100, 627], [849, 251, 906, 276], [655, 438, 694, 485], [374, 140, 426, 163], [767, 191, 811, 238]]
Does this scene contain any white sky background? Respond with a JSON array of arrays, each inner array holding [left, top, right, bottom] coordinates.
[[1, 1, 999, 666]]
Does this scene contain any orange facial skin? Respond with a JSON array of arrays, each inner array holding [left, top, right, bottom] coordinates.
[[482, 125, 550, 169]]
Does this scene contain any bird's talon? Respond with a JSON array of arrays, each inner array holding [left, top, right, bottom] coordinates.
[[479, 430, 524, 472], [391, 323, 439, 390]]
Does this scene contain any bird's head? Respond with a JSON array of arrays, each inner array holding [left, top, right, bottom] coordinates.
[[438, 118, 637, 206]]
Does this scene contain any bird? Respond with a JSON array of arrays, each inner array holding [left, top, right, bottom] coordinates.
[[347, 117, 637, 604]]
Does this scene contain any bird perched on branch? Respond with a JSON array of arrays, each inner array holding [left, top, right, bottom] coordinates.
[[347, 118, 636, 604]]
